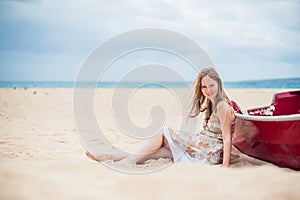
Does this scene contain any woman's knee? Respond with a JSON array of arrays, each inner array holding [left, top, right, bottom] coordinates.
[[146, 130, 164, 148]]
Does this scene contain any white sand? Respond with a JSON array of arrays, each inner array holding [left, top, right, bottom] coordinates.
[[0, 88, 299, 199]]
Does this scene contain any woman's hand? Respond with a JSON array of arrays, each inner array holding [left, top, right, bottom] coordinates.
[[221, 163, 230, 168]]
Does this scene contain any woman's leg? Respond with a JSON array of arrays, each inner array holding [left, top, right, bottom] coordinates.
[[137, 146, 173, 164], [86, 129, 172, 164], [85, 151, 129, 162], [118, 130, 171, 164]]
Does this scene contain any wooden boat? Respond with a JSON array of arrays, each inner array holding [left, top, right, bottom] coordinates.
[[231, 90, 300, 170]]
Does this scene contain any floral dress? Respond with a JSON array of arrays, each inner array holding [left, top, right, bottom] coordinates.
[[162, 111, 224, 164]]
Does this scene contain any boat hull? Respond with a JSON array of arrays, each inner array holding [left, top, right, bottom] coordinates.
[[233, 115, 300, 170]]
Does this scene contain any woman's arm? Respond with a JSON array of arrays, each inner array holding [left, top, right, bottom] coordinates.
[[216, 101, 235, 167]]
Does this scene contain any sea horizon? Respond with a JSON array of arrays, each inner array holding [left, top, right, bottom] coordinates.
[[0, 77, 299, 89]]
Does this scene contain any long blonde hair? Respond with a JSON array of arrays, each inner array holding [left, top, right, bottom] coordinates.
[[189, 67, 231, 121]]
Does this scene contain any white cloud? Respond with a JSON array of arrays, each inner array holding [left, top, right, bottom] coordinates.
[[0, 0, 299, 81]]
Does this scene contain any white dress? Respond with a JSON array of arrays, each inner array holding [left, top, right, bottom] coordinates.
[[162, 111, 224, 164]]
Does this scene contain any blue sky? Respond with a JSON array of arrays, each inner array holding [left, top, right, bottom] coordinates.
[[0, 0, 299, 82]]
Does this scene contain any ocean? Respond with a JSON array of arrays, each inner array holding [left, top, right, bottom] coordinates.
[[0, 78, 299, 89]]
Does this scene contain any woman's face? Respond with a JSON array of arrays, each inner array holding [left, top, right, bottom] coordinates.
[[201, 75, 219, 101]]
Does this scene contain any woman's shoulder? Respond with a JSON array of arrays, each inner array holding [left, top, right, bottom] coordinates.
[[214, 101, 235, 124], [216, 100, 231, 110], [216, 100, 234, 116]]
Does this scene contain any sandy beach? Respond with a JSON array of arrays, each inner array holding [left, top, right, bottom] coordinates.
[[0, 88, 299, 199]]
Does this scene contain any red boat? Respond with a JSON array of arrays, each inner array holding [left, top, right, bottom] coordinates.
[[231, 90, 300, 170]]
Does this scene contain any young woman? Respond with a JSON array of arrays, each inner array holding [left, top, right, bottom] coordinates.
[[86, 67, 235, 167]]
